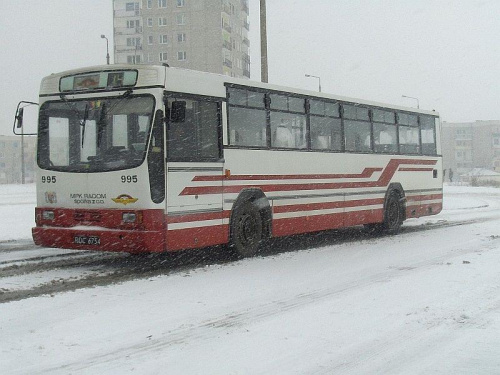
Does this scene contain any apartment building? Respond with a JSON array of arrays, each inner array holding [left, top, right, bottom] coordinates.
[[441, 120, 500, 176], [0, 135, 36, 184], [113, 0, 251, 78]]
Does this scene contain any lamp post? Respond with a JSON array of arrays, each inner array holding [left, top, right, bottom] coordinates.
[[402, 95, 419, 109], [305, 74, 322, 92], [21, 121, 24, 184], [101, 34, 110, 65], [260, 0, 268, 83]]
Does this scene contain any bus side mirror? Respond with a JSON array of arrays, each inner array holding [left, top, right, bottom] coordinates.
[[13, 101, 39, 135], [171, 101, 186, 122], [16, 107, 24, 128]]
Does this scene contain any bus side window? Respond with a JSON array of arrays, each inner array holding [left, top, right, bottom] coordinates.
[[167, 98, 221, 162], [420, 115, 437, 155]]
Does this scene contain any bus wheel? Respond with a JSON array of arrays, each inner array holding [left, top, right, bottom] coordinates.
[[382, 191, 403, 234], [230, 201, 263, 258]]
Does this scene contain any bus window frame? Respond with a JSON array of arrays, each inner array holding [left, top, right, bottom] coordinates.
[[163, 91, 224, 162], [37, 93, 156, 173], [225, 83, 441, 158]]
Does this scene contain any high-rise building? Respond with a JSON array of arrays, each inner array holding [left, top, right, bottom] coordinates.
[[112, 0, 251, 78], [441, 120, 500, 176]]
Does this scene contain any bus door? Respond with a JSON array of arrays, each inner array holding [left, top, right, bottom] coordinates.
[[165, 95, 225, 248]]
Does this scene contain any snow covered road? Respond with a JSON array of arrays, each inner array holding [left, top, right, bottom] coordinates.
[[1, 185, 500, 374]]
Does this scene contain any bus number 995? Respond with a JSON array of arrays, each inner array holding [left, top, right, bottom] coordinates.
[[121, 175, 138, 183], [41, 176, 56, 183]]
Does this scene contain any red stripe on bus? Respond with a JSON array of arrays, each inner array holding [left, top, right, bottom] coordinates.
[[406, 194, 443, 202], [273, 198, 385, 214], [192, 167, 384, 181], [166, 225, 229, 251], [167, 210, 231, 224], [180, 159, 438, 196], [166, 198, 385, 225], [406, 203, 443, 218], [273, 209, 384, 237], [164, 209, 384, 249]]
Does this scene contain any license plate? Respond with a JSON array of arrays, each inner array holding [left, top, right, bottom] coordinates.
[[74, 235, 100, 245]]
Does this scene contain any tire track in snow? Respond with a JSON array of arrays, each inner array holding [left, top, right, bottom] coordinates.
[[41, 232, 500, 374], [0, 215, 497, 304]]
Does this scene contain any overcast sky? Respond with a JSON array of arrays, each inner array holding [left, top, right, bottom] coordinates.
[[1, 0, 499, 135]]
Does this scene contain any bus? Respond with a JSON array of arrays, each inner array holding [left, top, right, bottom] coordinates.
[[15, 64, 442, 257]]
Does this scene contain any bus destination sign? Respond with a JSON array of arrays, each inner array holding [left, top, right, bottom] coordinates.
[[60, 70, 138, 92]]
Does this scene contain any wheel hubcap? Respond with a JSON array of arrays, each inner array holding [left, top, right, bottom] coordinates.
[[239, 214, 257, 245], [388, 199, 399, 227]]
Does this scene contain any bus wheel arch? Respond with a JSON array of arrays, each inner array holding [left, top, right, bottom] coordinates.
[[229, 189, 272, 257]]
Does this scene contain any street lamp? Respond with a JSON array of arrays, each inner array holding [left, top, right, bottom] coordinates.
[[305, 74, 322, 92], [402, 95, 419, 109], [101, 34, 110, 65], [260, 0, 268, 83]]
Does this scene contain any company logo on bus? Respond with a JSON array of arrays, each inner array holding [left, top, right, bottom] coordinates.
[[112, 194, 138, 205]]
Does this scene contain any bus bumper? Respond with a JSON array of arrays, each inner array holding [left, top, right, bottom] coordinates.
[[32, 227, 165, 253]]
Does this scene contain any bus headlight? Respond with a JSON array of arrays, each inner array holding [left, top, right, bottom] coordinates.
[[42, 210, 55, 221], [122, 212, 137, 223]]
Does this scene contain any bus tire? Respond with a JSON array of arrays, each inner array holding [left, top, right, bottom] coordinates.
[[381, 190, 404, 234], [230, 200, 264, 258]]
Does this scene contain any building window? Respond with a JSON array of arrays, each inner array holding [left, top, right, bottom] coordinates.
[[177, 51, 187, 61], [177, 33, 186, 42], [127, 55, 141, 64], [159, 35, 168, 44], [147, 0, 152, 8], [147, 53, 153, 62], [177, 0, 185, 6], [159, 52, 168, 61], [176, 13, 186, 25], [126, 37, 141, 47], [126, 20, 140, 28], [158, 17, 167, 26], [126, 2, 139, 11], [147, 18, 153, 27], [148, 35, 153, 45], [158, 0, 167, 8]]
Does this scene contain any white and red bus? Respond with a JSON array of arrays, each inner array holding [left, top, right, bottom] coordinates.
[[16, 64, 442, 257]]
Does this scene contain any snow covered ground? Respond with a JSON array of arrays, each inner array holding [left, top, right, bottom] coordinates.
[[1, 184, 500, 374]]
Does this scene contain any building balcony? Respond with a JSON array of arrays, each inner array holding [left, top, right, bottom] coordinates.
[[243, 69, 250, 78], [222, 4, 231, 15], [114, 27, 143, 35], [242, 37, 250, 46], [243, 20, 250, 30], [223, 58, 233, 68], [223, 24, 232, 33], [114, 9, 141, 18], [116, 45, 143, 53], [242, 53, 250, 63], [223, 41, 232, 50]]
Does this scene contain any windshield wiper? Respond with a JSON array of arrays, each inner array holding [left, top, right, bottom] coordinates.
[[97, 102, 107, 147], [80, 104, 89, 147]]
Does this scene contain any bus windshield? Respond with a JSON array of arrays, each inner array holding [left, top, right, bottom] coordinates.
[[37, 95, 155, 172]]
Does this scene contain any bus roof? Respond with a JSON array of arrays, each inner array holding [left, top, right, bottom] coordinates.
[[40, 64, 439, 117]]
